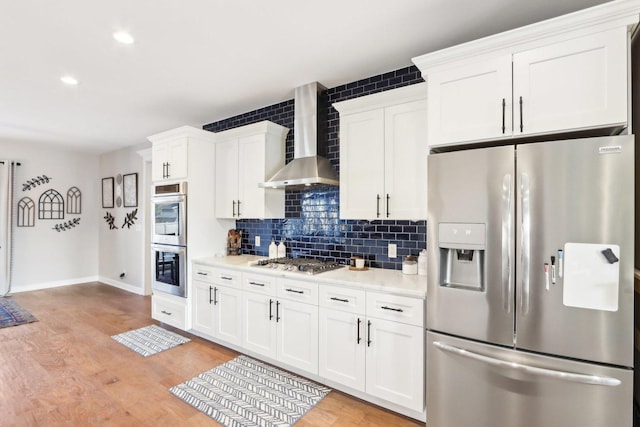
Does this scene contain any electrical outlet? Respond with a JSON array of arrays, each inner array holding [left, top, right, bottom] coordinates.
[[255, 236, 261, 246], [388, 243, 397, 258]]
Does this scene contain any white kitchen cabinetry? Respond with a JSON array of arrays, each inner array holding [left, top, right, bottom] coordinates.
[[214, 121, 288, 219], [414, 12, 634, 148], [191, 264, 243, 346], [242, 273, 319, 375], [150, 135, 188, 181], [151, 291, 188, 330], [333, 83, 428, 220], [318, 285, 425, 413]]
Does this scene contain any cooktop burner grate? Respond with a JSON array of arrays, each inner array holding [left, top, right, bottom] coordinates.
[[254, 257, 344, 275]]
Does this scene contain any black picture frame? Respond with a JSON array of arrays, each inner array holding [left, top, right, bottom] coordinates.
[[102, 177, 114, 208], [123, 173, 138, 208]]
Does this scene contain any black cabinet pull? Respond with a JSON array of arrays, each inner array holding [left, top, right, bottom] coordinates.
[[269, 299, 274, 320], [376, 194, 381, 218], [357, 318, 362, 344], [276, 301, 280, 322], [381, 306, 404, 313], [286, 288, 304, 294], [166, 162, 170, 178], [232, 200, 236, 217], [367, 320, 372, 347], [519, 96, 523, 133], [386, 194, 390, 218], [209, 286, 213, 304], [213, 287, 218, 305], [221, 276, 233, 281], [161, 310, 172, 316], [237, 200, 241, 217], [330, 297, 349, 303], [249, 281, 264, 287], [197, 271, 208, 276], [501, 98, 506, 134], [162, 162, 167, 179]]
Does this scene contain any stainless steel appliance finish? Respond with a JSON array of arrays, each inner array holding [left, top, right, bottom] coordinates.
[[151, 183, 187, 247], [260, 82, 339, 189], [254, 257, 344, 275], [151, 244, 187, 298], [427, 135, 634, 426]]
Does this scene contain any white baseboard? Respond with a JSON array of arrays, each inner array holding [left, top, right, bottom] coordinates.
[[99, 277, 148, 296], [10, 276, 100, 293]]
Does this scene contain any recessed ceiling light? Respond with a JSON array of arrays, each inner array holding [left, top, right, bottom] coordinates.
[[113, 31, 134, 44], [60, 75, 79, 85]]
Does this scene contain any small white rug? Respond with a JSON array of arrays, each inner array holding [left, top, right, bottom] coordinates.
[[170, 355, 331, 427], [111, 324, 191, 357]]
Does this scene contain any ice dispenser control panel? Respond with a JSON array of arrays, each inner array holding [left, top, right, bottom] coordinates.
[[438, 223, 486, 291]]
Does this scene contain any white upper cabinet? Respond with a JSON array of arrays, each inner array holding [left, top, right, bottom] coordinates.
[[414, 2, 638, 148], [214, 121, 289, 219], [149, 126, 215, 182], [334, 83, 428, 220]]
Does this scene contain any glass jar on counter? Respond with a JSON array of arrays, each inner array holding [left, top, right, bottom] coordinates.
[[402, 255, 418, 275]]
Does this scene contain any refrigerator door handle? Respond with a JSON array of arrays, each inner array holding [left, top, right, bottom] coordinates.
[[520, 173, 531, 315], [433, 341, 622, 387], [502, 174, 513, 313]]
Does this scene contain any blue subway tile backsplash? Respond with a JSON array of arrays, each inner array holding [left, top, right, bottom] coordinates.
[[203, 66, 426, 270]]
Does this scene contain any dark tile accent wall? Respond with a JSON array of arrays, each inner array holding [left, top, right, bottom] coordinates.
[[203, 66, 426, 270]]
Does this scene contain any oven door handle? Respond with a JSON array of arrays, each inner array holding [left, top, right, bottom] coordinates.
[[151, 244, 184, 254]]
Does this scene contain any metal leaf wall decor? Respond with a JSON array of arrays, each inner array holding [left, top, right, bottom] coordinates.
[[22, 175, 52, 191], [122, 209, 138, 229], [52, 218, 81, 232], [104, 212, 118, 230]]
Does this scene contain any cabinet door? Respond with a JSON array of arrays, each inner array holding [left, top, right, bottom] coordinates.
[[384, 100, 428, 220], [213, 285, 243, 346], [214, 139, 239, 218], [319, 308, 366, 391], [165, 139, 188, 180], [366, 318, 424, 412], [242, 291, 276, 359], [192, 280, 215, 336], [428, 56, 512, 147], [276, 299, 319, 375], [339, 109, 385, 219], [151, 143, 169, 181], [513, 27, 627, 136], [238, 133, 266, 218]]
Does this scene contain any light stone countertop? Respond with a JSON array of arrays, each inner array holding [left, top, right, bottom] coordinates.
[[193, 255, 427, 299]]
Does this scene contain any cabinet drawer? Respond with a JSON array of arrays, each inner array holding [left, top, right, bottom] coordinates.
[[192, 264, 241, 287], [277, 278, 318, 305], [366, 292, 424, 327], [319, 284, 365, 314], [152, 293, 187, 330], [243, 273, 276, 295]]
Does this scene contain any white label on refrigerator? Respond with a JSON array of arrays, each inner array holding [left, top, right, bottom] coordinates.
[[562, 243, 620, 312]]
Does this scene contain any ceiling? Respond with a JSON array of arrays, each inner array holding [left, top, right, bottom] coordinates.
[[1, 0, 612, 154]]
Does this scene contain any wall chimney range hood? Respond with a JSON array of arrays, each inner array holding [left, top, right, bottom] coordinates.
[[260, 82, 339, 189]]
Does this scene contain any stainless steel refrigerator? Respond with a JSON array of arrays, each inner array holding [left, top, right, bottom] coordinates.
[[426, 135, 634, 427]]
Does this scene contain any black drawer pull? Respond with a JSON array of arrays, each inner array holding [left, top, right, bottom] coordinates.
[[249, 281, 265, 287], [221, 276, 233, 281], [286, 288, 304, 294], [381, 306, 404, 313], [330, 297, 349, 303], [160, 310, 172, 316], [197, 271, 208, 276]]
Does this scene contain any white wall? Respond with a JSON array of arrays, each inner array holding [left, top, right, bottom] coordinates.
[[0, 141, 100, 292], [98, 145, 149, 295]]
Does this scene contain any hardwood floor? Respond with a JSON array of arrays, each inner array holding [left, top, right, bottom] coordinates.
[[1, 283, 423, 426]]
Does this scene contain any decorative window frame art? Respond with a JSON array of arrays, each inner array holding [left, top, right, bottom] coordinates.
[[123, 173, 138, 208], [102, 177, 114, 208]]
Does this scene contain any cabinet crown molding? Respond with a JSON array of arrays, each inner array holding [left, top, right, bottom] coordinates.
[[333, 82, 427, 116], [412, 0, 640, 73], [148, 125, 216, 144], [213, 120, 289, 141]]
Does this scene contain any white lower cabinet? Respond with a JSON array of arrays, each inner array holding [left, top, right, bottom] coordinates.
[[191, 264, 243, 346], [277, 298, 318, 374], [242, 291, 277, 358], [318, 285, 425, 413]]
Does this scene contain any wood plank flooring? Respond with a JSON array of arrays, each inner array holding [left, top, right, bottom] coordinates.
[[1, 283, 423, 426]]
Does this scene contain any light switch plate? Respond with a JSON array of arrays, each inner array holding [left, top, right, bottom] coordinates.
[[388, 243, 397, 258], [255, 236, 261, 246]]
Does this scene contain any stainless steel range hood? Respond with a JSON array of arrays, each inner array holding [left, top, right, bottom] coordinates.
[[260, 82, 339, 189]]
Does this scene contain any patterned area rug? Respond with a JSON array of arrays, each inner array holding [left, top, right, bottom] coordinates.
[[0, 297, 37, 328], [170, 355, 331, 427], [111, 324, 191, 357]]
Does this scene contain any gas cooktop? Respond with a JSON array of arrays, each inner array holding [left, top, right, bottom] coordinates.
[[253, 257, 344, 275]]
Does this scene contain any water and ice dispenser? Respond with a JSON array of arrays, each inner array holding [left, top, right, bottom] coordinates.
[[438, 223, 486, 291]]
